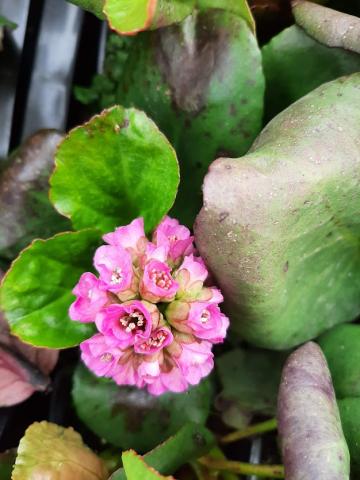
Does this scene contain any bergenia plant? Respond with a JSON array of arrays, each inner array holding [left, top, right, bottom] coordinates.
[[70, 216, 229, 395]]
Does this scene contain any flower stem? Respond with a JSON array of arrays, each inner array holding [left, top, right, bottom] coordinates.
[[220, 418, 278, 444], [198, 457, 285, 478]]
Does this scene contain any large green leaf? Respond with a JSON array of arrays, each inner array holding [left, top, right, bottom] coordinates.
[[0, 130, 70, 260], [278, 342, 350, 480], [111, 423, 215, 480], [195, 73, 360, 349], [50, 106, 179, 234], [0, 451, 15, 480], [319, 324, 360, 399], [114, 10, 264, 225], [216, 348, 286, 428], [262, 25, 360, 120], [0, 230, 99, 348], [12, 421, 108, 480], [338, 398, 360, 474], [72, 363, 212, 452]]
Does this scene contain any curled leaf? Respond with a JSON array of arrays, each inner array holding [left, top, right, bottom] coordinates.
[[111, 423, 214, 479], [278, 342, 350, 480], [195, 73, 360, 349], [293, 1, 360, 54], [122, 450, 173, 480], [12, 421, 108, 479]]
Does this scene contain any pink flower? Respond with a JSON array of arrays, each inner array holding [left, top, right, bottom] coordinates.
[[96, 301, 154, 349], [175, 255, 208, 299], [71, 216, 229, 396], [112, 349, 146, 389], [69, 273, 108, 323], [146, 364, 189, 396], [186, 302, 229, 343], [80, 334, 121, 377], [94, 245, 135, 297], [140, 259, 179, 303], [103, 218, 148, 260], [153, 216, 194, 264], [177, 339, 214, 386], [166, 300, 229, 343]]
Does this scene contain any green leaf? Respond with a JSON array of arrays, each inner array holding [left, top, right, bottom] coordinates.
[[0, 15, 16, 29], [67, 0, 105, 18], [0, 130, 71, 260], [0, 451, 15, 480], [262, 25, 360, 120], [0, 230, 100, 348], [72, 363, 212, 452], [197, 0, 255, 32], [104, 0, 195, 35], [50, 106, 179, 234], [216, 348, 286, 428], [111, 423, 215, 480], [12, 421, 108, 480], [117, 11, 264, 225], [121, 451, 172, 480], [278, 342, 350, 480], [318, 324, 360, 399], [338, 398, 360, 475], [293, 1, 360, 54], [195, 73, 360, 349]]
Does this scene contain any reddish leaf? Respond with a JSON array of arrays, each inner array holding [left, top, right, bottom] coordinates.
[[0, 272, 59, 407]]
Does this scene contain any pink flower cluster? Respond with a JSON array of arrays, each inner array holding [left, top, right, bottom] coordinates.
[[70, 217, 229, 395]]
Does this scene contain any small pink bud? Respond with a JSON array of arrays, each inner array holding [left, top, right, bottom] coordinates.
[[175, 255, 208, 299], [140, 259, 179, 303], [153, 216, 195, 264]]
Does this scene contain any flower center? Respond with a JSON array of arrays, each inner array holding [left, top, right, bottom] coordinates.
[[168, 234, 178, 243], [150, 268, 172, 290], [139, 330, 169, 352], [111, 267, 123, 285], [120, 310, 146, 334], [100, 353, 113, 362], [201, 309, 210, 324]]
